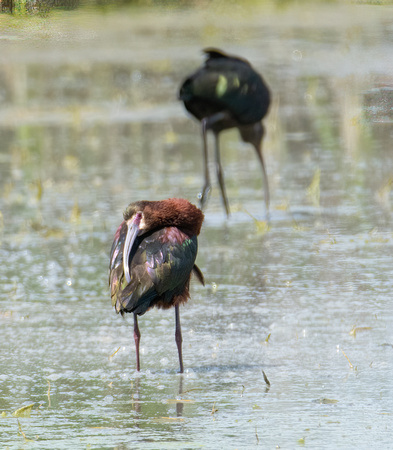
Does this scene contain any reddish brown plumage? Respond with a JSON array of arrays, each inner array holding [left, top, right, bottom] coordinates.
[[124, 198, 203, 237]]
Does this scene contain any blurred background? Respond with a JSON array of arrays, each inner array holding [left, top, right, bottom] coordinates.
[[0, 1, 392, 448]]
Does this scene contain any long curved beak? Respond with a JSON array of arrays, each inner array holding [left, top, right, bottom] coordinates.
[[123, 220, 140, 284]]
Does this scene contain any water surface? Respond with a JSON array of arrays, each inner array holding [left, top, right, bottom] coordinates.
[[0, 3, 392, 449]]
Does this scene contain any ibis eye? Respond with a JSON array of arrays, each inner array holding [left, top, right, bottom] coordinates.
[[132, 212, 143, 227]]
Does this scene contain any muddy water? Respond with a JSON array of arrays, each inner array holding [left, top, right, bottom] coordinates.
[[0, 3, 392, 449]]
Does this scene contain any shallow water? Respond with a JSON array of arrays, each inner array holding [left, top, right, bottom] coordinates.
[[1, 3, 393, 449]]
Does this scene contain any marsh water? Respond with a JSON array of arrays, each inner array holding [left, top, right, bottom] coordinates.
[[1, 3, 393, 449]]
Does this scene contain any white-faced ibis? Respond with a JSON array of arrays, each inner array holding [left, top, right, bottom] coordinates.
[[109, 198, 204, 373], [179, 48, 271, 216]]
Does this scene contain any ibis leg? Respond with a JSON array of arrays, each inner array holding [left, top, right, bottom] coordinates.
[[175, 305, 184, 373], [213, 132, 230, 216], [254, 143, 270, 216], [199, 112, 231, 211], [133, 313, 141, 371], [200, 118, 212, 210]]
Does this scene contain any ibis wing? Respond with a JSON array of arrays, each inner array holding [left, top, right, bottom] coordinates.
[[110, 227, 199, 316], [181, 55, 270, 124], [142, 232, 198, 296]]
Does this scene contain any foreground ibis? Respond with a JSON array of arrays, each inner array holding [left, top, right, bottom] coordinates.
[[109, 198, 204, 373], [179, 48, 271, 216]]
